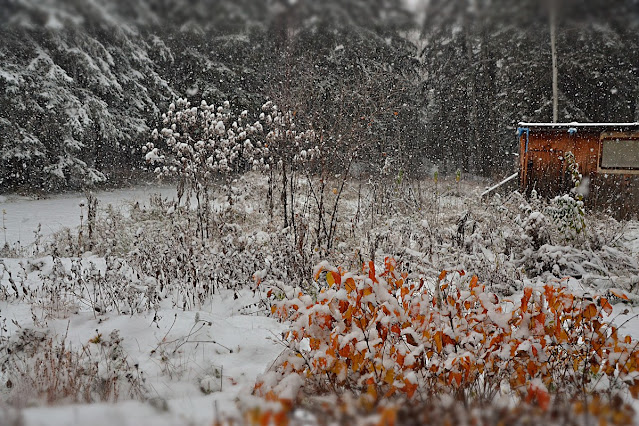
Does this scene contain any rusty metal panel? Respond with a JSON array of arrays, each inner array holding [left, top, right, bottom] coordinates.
[[519, 127, 639, 218], [520, 130, 599, 198]]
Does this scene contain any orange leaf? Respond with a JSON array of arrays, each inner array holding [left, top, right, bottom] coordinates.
[[434, 331, 443, 353], [438, 270, 448, 281], [401, 286, 409, 299], [377, 323, 388, 341], [469, 275, 479, 290], [344, 305, 353, 321], [368, 261, 377, 283], [406, 333, 418, 346], [273, 410, 287, 426], [396, 352, 405, 367], [448, 372, 462, 387], [332, 360, 346, 378], [344, 278, 356, 293], [443, 334, 456, 347], [513, 368, 526, 387], [384, 369, 395, 384], [600, 297, 613, 316], [367, 384, 378, 401], [379, 407, 398, 426], [309, 338, 320, 350], [537, 388, 550, 411], [521, 287, 532, 312], [403, 380, 418, 398], [352, 353, 364, 372], [610, 289, 629, 300], [583, 303, 598, 320], [330, 271, 341, 286], [631, 380, 639, 399], [385, 257, 396, 273], [532, 313, 546, 335], [259, 411, 272, 426], [326, 271, 335, 287], [555, 327, 569, 343], [339, 344, 351, 358]]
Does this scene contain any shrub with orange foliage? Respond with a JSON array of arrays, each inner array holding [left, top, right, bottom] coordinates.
[[245, 258, 638, 425]]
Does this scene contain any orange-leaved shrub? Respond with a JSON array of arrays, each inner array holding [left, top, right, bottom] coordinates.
[[246, 258, 638, 425]]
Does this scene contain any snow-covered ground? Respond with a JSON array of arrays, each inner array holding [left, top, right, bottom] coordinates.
[[1, 277, 285, 425], [2, 175, 639, 425], [0, 185, 176, 247], [0, 183, 284, 425]]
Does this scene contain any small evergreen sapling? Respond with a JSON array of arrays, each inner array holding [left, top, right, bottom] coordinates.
[[547, 151, 586, 242]]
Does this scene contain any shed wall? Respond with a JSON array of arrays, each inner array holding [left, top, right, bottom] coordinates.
[[519, 130, 639, 218]]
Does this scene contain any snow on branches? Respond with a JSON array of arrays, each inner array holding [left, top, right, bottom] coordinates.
[[246, 259, 639, 424], [145, 98, 319, 204], [145, 98, 319, 179], [145, 98, 264, 181], [259, 100, 320, 172]]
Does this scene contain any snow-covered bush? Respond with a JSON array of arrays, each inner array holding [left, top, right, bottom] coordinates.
[[545, 152, 586, 243], [0, 329, 145, 406], [523, 211, 552, 250], [258, 101, 319, 174], [146, 98, 266, 237], [27, 256, 160, 323], [547, 194, 586, 241], [146, 99, 264, 186], [247, 100, 320, 234], [0, 259, 26, 301], [246, 259, 639, 424], [146, 98, 322, 241], [38, 187, 274, 311]]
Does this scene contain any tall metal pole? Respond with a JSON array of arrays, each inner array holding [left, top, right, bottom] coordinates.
[[550, 3, 558, 123]]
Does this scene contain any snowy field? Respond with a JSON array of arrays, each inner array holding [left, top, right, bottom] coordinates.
[[2, 173, 639, 425], [0, 181, 285, 425], [0, 185, 177, 247]]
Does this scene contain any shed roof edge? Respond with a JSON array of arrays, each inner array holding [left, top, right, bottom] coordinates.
[[518, 122, 639, 129]]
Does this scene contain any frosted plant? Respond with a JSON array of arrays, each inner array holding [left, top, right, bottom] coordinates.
[[146, 98, 320, 234], [144, 98, 272, 239], [144, 98, 265, 196], [546, 152, 586, 242], [145, 99, 318, 198], [257, 100, 319, 172], [257, 101, 320, 229]]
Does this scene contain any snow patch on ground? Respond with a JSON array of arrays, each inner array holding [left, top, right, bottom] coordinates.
[[0, 185, 176, 247]]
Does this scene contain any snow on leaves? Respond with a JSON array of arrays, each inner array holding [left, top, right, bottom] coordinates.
[[248, 258, 639, 424], [146, 98, 264, 179], [146, 98, 319, 181]]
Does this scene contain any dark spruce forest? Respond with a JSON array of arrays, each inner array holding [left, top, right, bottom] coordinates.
[[1, 0, 639, 191]]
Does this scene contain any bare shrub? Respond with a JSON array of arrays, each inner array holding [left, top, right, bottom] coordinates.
[[0, 328, 145, 406]]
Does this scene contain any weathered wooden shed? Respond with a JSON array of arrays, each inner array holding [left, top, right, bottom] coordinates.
[[518, 122, 639, 218]]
